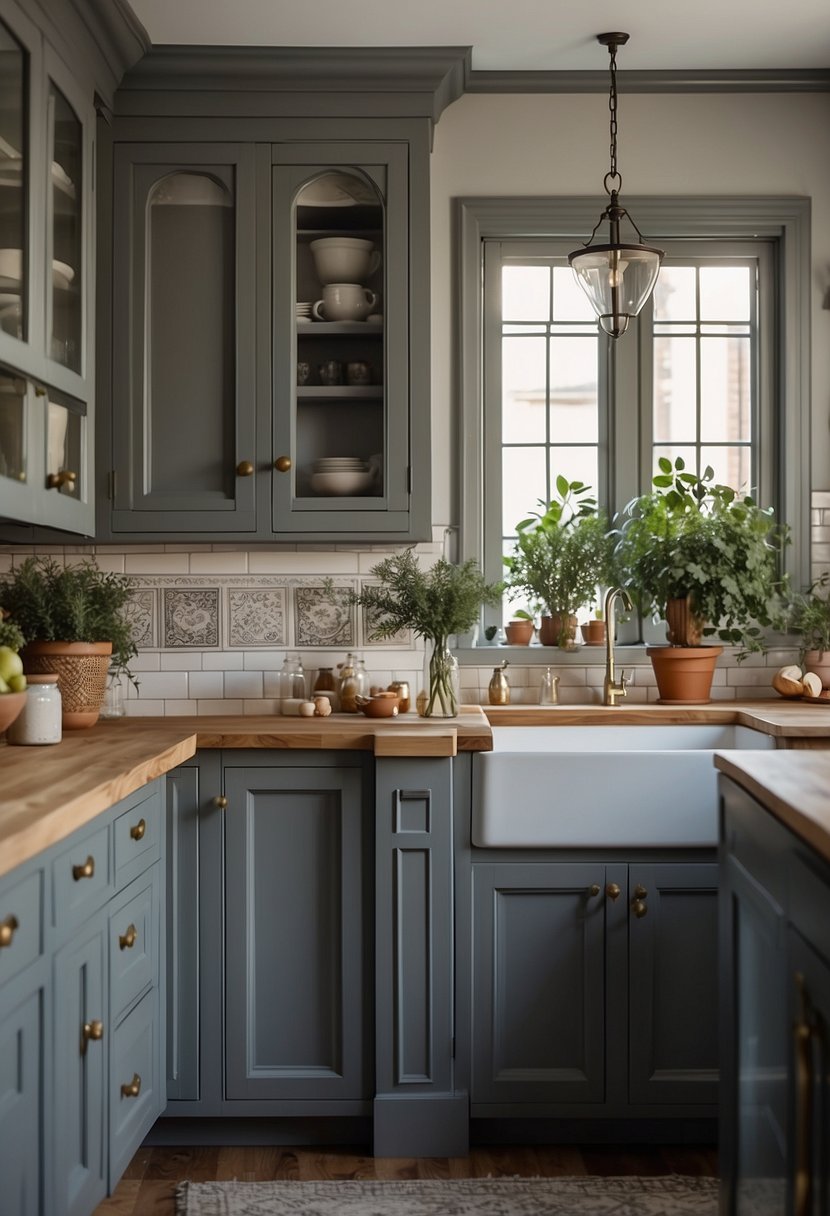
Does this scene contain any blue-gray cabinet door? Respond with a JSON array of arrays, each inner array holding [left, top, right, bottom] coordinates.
[[165, 763, 202, 1102], [0, 983, 42, 1216], [472, 862, 605, 1105], [52, 914, 107, 1216], [223, 764, 369, 1100], [627, 862, 719, 1106], [109, 143, 258, 534]]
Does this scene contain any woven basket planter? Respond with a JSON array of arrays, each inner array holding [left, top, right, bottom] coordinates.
[[22, 641, 112, 729]]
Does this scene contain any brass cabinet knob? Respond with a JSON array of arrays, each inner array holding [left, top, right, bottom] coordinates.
[[0, 914, 19, 948], [236, 460, 254, 477], [214, 795, 228, 809], [588, 884, 601, 897], [120, 1073, 142, 1099], [72, 855, 95, 881], [129, 818, 146, 841], [633, 884, 648, 899], [274, 456, 292, 473], [46, 469, 76, 490], [605, 883, 621, 901], [81, 1019, 104, 1054], [119, 923, 138, 951], [632, 899, 648, 918]]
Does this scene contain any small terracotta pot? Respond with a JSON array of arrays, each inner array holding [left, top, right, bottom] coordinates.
[[646, 645, 724, 705], [803, 650, 830, 689], [539, 613, 578, 648], [581, 620, 606, 646], [504, 619, 534, 646], [22, 640, 112, 729]]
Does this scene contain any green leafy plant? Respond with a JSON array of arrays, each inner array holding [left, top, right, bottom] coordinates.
[[0, 557, 138, 682], [502, 476, 617, 646], [615, 457, 788, 656], [776, 574, 830, 659]]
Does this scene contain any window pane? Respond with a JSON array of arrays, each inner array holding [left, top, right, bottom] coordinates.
[[700, 446, 751, 492], [503, 335, 547, 443], [653, 336, 697, 443], [549, 337, 598, 442], [552, 266, 596, 322], [700, 266, 750, 322], [503, 447, 547, 532], [503, 265, 550, 321], [548, 447, 598, 495], [653, 267, 696, 322], [700, 337, 751, 443], [651, 445, 698, 479]]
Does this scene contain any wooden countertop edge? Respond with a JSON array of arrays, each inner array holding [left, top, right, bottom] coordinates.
[[484, 702, 830, 737], [715, 752, 830, 867]]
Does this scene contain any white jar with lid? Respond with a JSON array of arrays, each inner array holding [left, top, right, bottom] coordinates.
[[7, 674, 62, 745]]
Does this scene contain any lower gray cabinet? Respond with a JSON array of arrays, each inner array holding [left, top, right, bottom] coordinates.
[[0, 983, 43, 1216], [471, 858, 719, 1115]]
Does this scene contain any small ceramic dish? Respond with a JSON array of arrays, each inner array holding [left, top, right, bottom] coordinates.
[[355, 692, 400, 718]]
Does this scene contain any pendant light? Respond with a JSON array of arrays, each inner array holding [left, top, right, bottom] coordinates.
[[569, 33, 663, 338]]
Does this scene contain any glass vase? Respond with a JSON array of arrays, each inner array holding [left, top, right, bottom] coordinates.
[[419, 642, 460, 718]]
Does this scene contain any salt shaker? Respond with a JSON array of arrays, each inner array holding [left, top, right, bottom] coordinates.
[[7, 674, 62, 745]]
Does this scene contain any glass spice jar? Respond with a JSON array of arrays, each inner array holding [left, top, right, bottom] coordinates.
[[7, 674, 62, 745]]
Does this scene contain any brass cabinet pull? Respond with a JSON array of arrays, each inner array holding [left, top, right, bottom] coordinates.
[[274, 456, 292, 473], [129, 818, 146, 841], [588, 884, 601, 897], [236, 460, 254, 477], [81, 1019, 104, 1055], [794, 972, 815, 1216], [119, 923, 137, 951], [46, 469, 77, 490], [72, 855, 95, 881], [633, 884, 648, 899], [605, 883, 621, 900], [632, 899, 648, 918], [214, 795, 228, 809], [120, 1073, 142, 1099], [0, 914, 19, 948]]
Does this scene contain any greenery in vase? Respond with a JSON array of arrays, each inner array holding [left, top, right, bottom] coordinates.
[[775, 573, 830, 659], [354, 550, 502, 715], [614, 457, 788, 656], [502, 476, 617, 647], [0, 557, 138, 683]]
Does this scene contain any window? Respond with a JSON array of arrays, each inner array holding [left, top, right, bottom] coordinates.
[[458, 197, 810, 637]]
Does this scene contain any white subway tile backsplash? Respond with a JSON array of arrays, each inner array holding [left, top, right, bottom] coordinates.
[[124, 700, 166, 716], [164, 700, 198, 715], [249, 551, 359, 574], [224, 671, 263, 699], [134, 672, 189, 700], [197, 699, 243, 715], [160, 653, 203, 671], [188, 671, 224, 700], [190, 552, 249, 574], [129, 653, 162, 672], [243, 699, 280, 715], [125, 553, 190, 574], [202, 652, 245, 670]]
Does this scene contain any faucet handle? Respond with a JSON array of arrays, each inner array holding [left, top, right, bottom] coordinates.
[[620, 669, 630, 691]]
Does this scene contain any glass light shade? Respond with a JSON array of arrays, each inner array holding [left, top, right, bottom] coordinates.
[[569, 242, 663, 338]]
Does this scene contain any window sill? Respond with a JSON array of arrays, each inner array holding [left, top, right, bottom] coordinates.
[[455, 644, 650, 666]]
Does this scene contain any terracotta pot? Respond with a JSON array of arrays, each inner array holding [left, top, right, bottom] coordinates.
[[665, 596, 705, 647], [581, 620, 606, 646], [539, 613, 578, 648], [504, 619, 534, 646], [803, 650, 830, 689], [646, 645, 724, 705], [22, 641, 113, 729]]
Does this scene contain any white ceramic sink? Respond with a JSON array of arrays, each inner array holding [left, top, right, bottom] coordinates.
[[473, 724, 775, 848]]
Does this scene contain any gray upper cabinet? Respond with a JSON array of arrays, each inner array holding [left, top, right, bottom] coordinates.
[[0, 0, 96, 535]]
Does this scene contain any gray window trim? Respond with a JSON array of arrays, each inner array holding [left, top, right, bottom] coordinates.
[[457, 195, 811, 601]]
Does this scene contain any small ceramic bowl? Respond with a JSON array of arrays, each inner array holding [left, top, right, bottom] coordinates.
[[356, 692, 400, 718]]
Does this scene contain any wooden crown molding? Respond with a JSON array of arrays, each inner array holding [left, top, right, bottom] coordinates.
[[468, 67, 830, 94]]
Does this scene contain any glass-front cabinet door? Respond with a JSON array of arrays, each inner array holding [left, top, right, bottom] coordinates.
[[110, 144, 257, 533], [272, 142, 412, 535]]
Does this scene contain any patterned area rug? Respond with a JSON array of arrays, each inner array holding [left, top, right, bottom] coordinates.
[[176, 1175, 719, 1215]]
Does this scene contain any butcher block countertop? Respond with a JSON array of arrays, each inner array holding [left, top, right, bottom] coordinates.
[[716, 750, 830, 866]]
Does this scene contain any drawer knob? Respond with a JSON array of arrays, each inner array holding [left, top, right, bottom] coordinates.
[[605, 883, 621, 901], [130, 818, 146, 842], [119, 923, 138, 951], [214, 795, 228, 809], [632, 899, 648, 919], [633, 884, 648, 899], [72, 855, 95, 881], [0, 914, 19, 948], [588, 884, 601, 897], [274, 456, 292, 473], [120, 1073, 142, 1099], [81, 1019, 104, 1054], [236, 460, 254, 477]]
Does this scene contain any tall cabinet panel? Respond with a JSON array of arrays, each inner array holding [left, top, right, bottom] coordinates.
[[110, 143, 257, 533]]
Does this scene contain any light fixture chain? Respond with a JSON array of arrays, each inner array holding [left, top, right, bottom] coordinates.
[[605, 41, 622, 196]]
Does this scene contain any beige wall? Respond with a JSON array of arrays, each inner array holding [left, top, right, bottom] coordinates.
[[429, 91, 830, 527]]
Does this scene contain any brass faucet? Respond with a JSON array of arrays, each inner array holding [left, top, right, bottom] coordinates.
[[603, 587, 633, 706]]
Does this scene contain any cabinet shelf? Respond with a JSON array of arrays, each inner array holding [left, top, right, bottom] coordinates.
[[297, 386, 382, 400], [297, 321, 382, 336]]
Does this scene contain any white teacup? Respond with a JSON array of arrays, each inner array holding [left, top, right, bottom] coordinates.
[[312, 284, 378, 323]]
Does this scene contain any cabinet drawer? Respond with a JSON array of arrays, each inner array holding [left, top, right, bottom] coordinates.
[[52, 822, 112, 931], [109, 987, 162, 1187], [0, 869, 42, 986], [110, 870, 159, 1022], [114, 785, 162, 890]]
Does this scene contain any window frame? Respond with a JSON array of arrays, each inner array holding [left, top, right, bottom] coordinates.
[[457, 196, 811, 642]]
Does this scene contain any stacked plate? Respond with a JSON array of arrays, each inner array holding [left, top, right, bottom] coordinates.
[[310, 457, 373, 496], [296, 301, 312, 322]]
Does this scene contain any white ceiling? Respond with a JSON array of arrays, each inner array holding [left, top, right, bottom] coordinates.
[[127, 0, 830, 72]]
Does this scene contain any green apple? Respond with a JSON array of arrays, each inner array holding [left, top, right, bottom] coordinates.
[[0, 645, 23, 684], [0, 674, 9, 694], [8, 673, 26, 692]]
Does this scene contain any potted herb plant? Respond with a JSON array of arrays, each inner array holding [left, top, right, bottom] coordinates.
[[504, 609, 535, 646], [776, 573, 830, 688], [354, 550, 502, 717], [0, 557, 138, 728], [615, 458, 788, 702], [503, 477, 616, 648]]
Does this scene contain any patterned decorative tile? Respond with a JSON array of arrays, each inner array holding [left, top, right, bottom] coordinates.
[[162, 587, 220, 649], [360, 582, 413, 648], [123, 588, 157, 650], [226, 588, 287, 648], [294, 585, 355, 648]]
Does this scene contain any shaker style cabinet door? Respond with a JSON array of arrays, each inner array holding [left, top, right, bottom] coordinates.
[[271, 141, 417, 537], [0, 985, 42, 1216], [109, 143, 258, 533]]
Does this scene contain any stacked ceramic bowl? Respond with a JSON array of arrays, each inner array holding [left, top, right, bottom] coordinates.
[[309, 457, 373, 496], [296, 301, 312, 322]]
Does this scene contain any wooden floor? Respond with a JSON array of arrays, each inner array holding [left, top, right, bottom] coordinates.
[[94, 1143, 719, 1215]]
